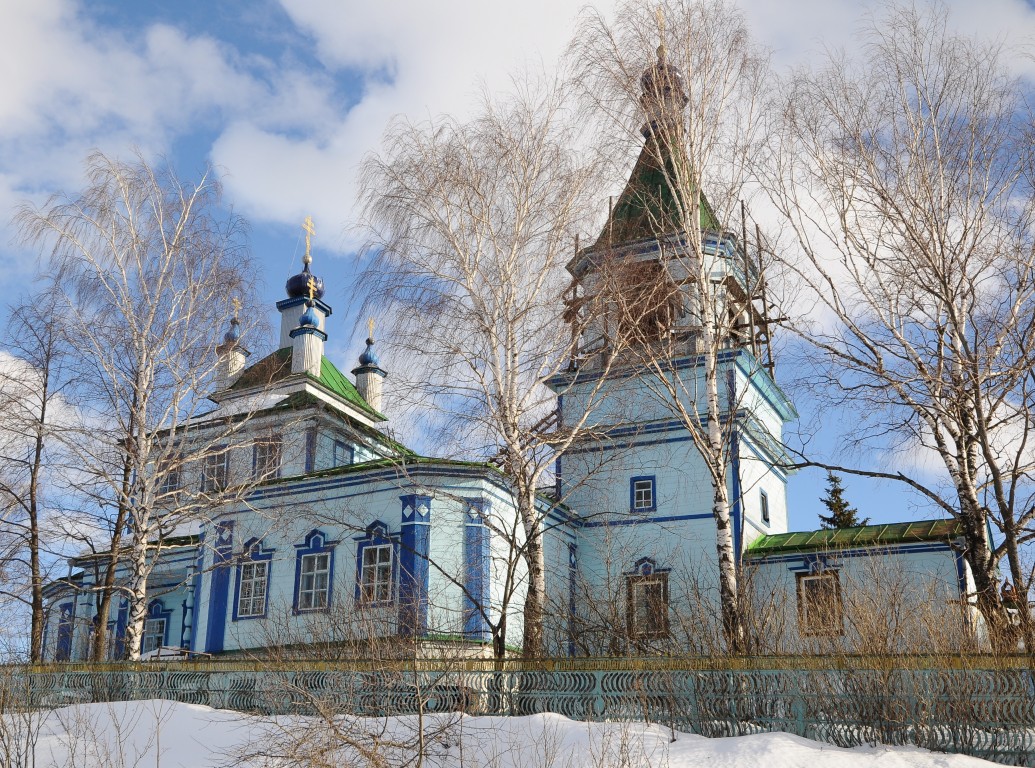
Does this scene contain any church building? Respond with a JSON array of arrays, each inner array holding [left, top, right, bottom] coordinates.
[[41, 50, 978, 662]]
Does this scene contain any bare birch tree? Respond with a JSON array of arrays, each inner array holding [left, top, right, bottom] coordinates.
[[762, 3, 1035, 646], [357, 81, 628, 658], [17, 151, 263, 660], [569, 0, 772, 652], [0, 292, 79, 662]]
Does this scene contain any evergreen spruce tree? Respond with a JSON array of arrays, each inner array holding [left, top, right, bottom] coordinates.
[[818, 472, 868, 529]]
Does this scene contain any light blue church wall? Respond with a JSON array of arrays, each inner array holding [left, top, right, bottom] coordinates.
[[41, 543, 197, 661], [191, 462, 563, 656], [746, 542, 974, 652]]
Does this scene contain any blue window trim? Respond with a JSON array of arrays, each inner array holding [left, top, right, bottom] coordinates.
[[626, 557, 671, 577], [629, 476, 657, 513], [333, 440, 354, 468], [232, 538, 276, 621], [462, 499, 491, 642], [144, 599, 173, 651], [292, 529, 336, 614], [625, 557, 671, 639], [760, 489, 770, 526], [354, 521, 399, 607], [113, 599, 128, 659], [55, 601, 75, 661]]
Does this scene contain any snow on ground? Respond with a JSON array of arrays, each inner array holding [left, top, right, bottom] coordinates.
[[11, 700, 999, 767]]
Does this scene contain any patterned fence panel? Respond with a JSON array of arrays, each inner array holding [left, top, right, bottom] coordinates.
[[7, 661, 1035, 765]]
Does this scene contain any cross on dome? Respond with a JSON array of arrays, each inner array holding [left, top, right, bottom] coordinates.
[[286, 216, 325, 300]]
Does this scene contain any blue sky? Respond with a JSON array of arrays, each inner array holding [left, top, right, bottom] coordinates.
[[3, 0, 1035, 531]]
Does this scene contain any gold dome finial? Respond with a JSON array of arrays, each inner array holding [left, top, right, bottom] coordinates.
[[656, 5, 666, 60], [302, 216, 315, 267]]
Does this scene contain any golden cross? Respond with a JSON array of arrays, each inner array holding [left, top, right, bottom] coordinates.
[[302, 216, 315, 265], [306, 274, 317, 301], [231, 297, 241, 317], [368, 317, 375, 338], [656, 5, 667, 59]]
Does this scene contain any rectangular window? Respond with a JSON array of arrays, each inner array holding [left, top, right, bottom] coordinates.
[[333, 440, 353, 468], [238, 561, 269, 618], [760, 490, 770, 525], [202, 450, 229, 493], [142, 618, 166, 654], [797, 572, 843, 637], [360, 544, 393, 604], [631, 477, 655, 512], [253, 437, 282, 480], [627, 574, 669, 639], [297, 552, 330, 611], [157, 456, 181, 495]]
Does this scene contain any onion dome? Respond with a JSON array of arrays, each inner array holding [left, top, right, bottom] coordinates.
[[358, 337, 379, 367], [298, 300, 319, 328], [285, 264, 325, 300], [640, 44, 688, 136], [223, 316, 241, 344]]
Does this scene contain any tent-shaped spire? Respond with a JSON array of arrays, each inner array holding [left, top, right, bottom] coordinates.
[[593, 45, 721, 249]]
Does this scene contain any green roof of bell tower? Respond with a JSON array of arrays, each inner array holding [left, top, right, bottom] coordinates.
[[594, 141, 721, 248], [593, 44, 722, 249]]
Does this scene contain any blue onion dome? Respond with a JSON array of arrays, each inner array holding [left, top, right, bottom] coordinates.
[[285, 263, 325, 300], [223, 316, 241, 344], [299, 300, 319, 328], [358, 337, 379, 367]]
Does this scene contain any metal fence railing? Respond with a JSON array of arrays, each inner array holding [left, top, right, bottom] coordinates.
[[5, 657, 1035, 766]]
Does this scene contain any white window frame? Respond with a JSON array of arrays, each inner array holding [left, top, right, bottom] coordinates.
[[632, 478, 654, 511], [253, 436, 282, 480], [297, 552, 330, 611], [238, 561, 269, 618], [202, 450, 229, 493], [142, 618, 166, 654], [359, 543, 394, 605], [157, 455, 181, 495], [333, 440, 352, 468]]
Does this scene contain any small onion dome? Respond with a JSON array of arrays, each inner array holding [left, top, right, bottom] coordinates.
[[298, 300, 319, 328], [223, 316, 241, 344], [285, 264, 325, 300], [358, 337, 379, 367], [640, 44, 688, 115]]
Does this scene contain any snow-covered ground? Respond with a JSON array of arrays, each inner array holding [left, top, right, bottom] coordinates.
[[8, 700, 1000, 767]]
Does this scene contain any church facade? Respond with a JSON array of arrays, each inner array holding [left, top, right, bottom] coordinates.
[[41, 55, 979, 663], [40, 258, 975, 662]]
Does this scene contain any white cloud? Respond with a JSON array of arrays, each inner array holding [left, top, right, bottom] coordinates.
[[208, 0, 595, 248], [2, 0, 1035, 262]]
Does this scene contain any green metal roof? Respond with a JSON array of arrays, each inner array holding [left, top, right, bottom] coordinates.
[[594, 141, 721, 248], [746, 519, 963, 557], [230, 347, 385, 420]]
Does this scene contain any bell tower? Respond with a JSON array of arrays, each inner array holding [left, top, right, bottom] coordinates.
[[552, 45, 796, 611]]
